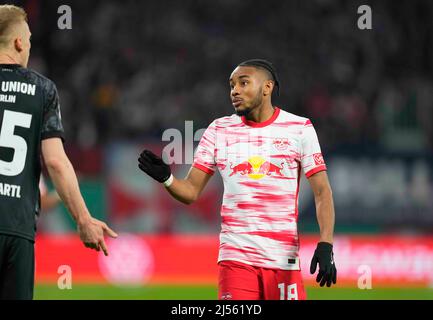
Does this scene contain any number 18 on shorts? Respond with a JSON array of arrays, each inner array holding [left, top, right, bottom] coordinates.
[[218, 260, 307, 300]]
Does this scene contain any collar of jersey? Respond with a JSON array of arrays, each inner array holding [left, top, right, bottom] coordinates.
[[0, 64, 21, 68], [241, 106, 280, 128]]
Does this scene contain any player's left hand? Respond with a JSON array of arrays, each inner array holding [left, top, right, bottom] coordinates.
[[78, 217, 118, 256], [310, 242, 337, 287]]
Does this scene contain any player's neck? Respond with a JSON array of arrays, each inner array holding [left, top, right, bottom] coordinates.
[[0, 52, 20, 65], [244, 102, 275, 123]]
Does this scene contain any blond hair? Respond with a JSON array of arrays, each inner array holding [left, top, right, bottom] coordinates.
[[0, 5, 27, 49]]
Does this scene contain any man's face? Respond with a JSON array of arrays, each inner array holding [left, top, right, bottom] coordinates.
[[229, 66, 266, 116]]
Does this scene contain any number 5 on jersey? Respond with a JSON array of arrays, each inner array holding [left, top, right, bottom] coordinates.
[[0, 110, 32, 176]]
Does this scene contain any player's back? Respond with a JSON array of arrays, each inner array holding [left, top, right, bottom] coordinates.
[[0, 63, 62, 241]]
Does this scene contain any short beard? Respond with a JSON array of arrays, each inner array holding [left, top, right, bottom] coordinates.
[[235, 89, 263, 117], [235, 108, 252, 117]]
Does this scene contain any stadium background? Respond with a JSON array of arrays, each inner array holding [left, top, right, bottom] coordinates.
[[9, 0, 433, 299]]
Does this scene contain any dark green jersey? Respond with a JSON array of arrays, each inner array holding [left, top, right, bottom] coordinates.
[[0, 64, 64, 241]]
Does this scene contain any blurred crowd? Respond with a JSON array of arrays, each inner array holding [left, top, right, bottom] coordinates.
[[17, 0, 433, 153], [11, 0, 432, 233]]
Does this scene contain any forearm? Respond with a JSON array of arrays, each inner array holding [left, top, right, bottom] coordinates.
[[165, 176, 198, 205], [45, 157, 91, 225], [314, 189, 335, 244]]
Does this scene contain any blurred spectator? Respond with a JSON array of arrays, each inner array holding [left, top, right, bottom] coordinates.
[[18, 0, 431, 152], [12, 0, 433, 233]]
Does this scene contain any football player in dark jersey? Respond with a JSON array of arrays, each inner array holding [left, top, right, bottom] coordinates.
[[0, 5, 117, 299]]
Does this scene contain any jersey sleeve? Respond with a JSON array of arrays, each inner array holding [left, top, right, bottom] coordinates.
[[41, 81, 64, 141], [192, 120, 217, 175], [300, 119, 327, 178]]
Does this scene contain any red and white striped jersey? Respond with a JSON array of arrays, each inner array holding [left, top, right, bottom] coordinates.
[[193, 107, 326, 270]]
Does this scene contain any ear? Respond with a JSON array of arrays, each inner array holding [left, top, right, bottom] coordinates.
[[263, 80, 274, 96], [14, 37, 23, 53]]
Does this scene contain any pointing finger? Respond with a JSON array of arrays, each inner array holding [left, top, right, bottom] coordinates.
[[103, 225, 118, 238], [99, 239, 109, 256]]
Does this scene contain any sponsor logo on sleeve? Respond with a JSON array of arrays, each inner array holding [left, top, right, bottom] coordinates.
[[313, 153, 325, 165]]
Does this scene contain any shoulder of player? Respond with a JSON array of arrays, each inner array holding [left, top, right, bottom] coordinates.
[[17, 67, 58, 94], [212, 114, 242, 128], [275, 108, 311, 127]]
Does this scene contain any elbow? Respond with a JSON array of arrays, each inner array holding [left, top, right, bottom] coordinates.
[[45, 157, 61, 170], [181, 192, 199, 205], [169, 180, 200, 205], [325, 186, 333, 198], [315, 185, 333, 199], [44, 156, 68, 175], [183, 194, 198, 205]]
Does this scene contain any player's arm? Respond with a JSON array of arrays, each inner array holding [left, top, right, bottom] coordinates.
[[308, 170, 337, 287], [308, 171, 334, 244], [41, 137, 117, 255], [300, 120, 336, 286], [138, 150, 212, 205], [165, 167, 212, 204]]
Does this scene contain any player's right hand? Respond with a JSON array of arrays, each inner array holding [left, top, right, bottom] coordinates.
[[138, 149, 172, 183], [78, 217, 118, 256]]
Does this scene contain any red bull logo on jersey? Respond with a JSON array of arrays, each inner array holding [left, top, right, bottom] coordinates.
[[229, 156, 284, 180]]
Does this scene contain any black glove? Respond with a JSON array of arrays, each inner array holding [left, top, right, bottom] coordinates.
[[310, 242, 337, 287], [138, 149, 171, 183]]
